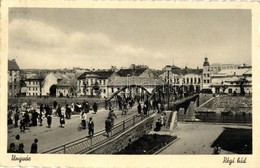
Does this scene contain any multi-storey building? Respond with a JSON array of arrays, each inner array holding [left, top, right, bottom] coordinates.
[[211, 68, 252, 94], [160, 65, 203, 93], [202, 57, 211, 89], [8, 59, 21, 97], [25, 74, 45, 96], [77, 70, 118, 98]]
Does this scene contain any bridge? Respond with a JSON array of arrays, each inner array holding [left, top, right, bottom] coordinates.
[[42, 83, 199, 154]]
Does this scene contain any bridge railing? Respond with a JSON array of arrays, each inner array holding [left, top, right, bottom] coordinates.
[[177, 114, 252, 124], [42, 110, 155, 154]]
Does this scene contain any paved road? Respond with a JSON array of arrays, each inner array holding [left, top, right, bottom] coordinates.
[[158, 122, 252, 154], [8, 106, 140, 153]]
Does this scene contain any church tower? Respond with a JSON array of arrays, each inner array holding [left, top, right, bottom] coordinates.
[[202, 57, 211, 89]]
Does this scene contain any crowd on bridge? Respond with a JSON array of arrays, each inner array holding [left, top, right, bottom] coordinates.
[[8, 90, 174, 153]]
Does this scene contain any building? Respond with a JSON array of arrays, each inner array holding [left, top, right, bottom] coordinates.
[[202, 57, 211, 89], [56, 77, 77, 97], [211, 68, 252, 94], [77, 70, 118, 98], [25, 74, 45, 96], [24, 72, 72, 97], [116, 67, 154, 78], [160, 65, 203, 93], [8, 59, 21, 97]]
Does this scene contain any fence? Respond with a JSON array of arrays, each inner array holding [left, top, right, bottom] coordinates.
[[42, 111, 154, 154], [177, 114, 252, 124]]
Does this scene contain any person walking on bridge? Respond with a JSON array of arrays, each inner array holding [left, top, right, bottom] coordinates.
[[92, 102, 98, 114], [108, 109, 117, 127], [137, 103, 142, 116], [105, 117, 112, 137], [88, 117, 94, 137]]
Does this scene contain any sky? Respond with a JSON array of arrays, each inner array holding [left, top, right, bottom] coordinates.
[[9, 8, 251, 70]]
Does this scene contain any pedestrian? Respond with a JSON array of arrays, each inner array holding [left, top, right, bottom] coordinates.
[[14, 134, 21, 150], [66, 104, 71, 119], [213, 144, 221, 154], [104, 97, 108, 110], [24, 111, 30, 128], [14, 111, 19, 127], [46, 107, 52, 128], [108, 109, 117, 127], [20, 116, 26, 132], [80, 111, 87, 129], [143, 104, 148, 116], [137, 103, 142, 116], [88, 117, 94, 137], [39, 104, 44, 126], [30, 139, 38, 153], [92, 102, 98, 114], [7, 143, 16, 153], [31, 110, 39, 126], [105, 117, 112, 137], [160, 113, 165, 126], [157, 103, 161, 113], [154, 119, 162, 131], [59, 107, 65, 128], [17, 143, 25, 153]]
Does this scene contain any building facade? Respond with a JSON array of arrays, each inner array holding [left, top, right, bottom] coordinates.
[[77, 70, 118, 98], [8, 59, 21, 97], [202, 57, 211, 89]]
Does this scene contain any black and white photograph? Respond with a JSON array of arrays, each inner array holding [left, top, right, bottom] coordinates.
[[1, 1, 259, 167]]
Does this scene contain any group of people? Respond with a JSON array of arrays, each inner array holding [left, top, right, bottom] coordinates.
[[154, 112, 168, 131], [105, 108, 117, 137], [80, 111, 95, 137], [8, 100, 100, 131], [7, 134, 38, 154]]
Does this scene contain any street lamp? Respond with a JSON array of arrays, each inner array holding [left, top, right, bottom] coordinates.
[[165, 66, 171, 110]]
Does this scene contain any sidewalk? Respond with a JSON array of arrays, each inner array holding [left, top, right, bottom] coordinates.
[[8, 106, 140, 153], [157, 122, 251, 154]]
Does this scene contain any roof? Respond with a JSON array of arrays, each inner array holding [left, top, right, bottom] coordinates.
[[78, 70, 115, 79], [172, 68, 203, 75], [57, 78, 77, 87], [218, 68, 250, 76], [243, 69, 252, 75], [171, 65, 181, 69], [8, 59, 20, 70], [26, 74, 46, 80], [107, 77, 164, 86], [116, 68, 148, 77]]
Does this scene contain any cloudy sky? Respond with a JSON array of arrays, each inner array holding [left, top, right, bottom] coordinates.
[[9, 8, 251, 69]]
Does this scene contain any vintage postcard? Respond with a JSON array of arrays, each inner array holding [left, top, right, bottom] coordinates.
[[0, 0, 259, 167]]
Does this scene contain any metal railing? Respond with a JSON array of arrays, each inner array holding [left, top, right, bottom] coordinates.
[[177, 114, 252, 124], [42, 110, 154, 154]]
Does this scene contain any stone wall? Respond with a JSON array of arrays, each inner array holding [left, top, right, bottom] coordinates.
[[86, 115, 155, 154], [197, 95, 252, 114], [199, 93, 214, 106]]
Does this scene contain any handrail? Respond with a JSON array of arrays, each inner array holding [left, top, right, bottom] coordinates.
[[42, 110, 155, 154]]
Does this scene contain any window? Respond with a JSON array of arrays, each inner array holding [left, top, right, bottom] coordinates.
[[194, 78, 197, 84], [187, 78, 189, 84], [204, 80, 206, 83], [207, 74, 210, 77], [228, 88, 232, 94], [111, 88, 114, 93], [190, 78, 193, 84], [103, 89, 106, 93], [207, 80, 210, 83], [204, 74, 206, 77]]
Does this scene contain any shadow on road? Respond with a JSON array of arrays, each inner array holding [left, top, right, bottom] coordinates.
[[211, 127, 252, 154]]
